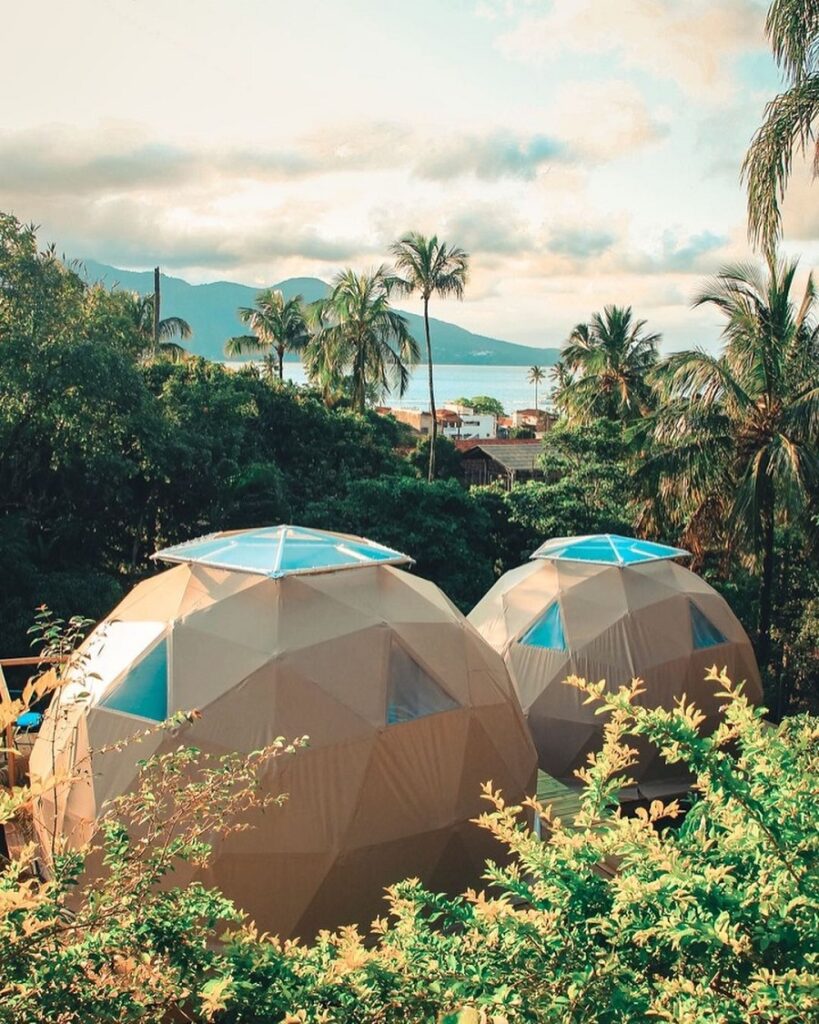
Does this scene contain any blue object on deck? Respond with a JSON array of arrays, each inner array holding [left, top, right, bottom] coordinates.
[[530, 533, 689, 567], [100, 638, 169, 721], [520, 601, 567, 650], [690, 602, 727, 649], [153, 525, 414, 579], [15, 711, 43, 729]]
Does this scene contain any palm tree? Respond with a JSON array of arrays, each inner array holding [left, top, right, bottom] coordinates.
[[549, 358, 576, 417], [224, 289, 310, 380], [558, 306, 659, 423], [743, 0, 819, 251], [128, 292, 192, 361], [305, 267, 419, 414], [650, 256, 819, 679], [389, 233, 469, 481], [527, 365, 545, 409]]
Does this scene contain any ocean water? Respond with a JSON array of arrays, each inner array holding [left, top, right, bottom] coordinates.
[[273, 363, 554, 413]]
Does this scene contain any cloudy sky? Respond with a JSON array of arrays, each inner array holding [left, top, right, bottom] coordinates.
[[3, 0, 815, 350]]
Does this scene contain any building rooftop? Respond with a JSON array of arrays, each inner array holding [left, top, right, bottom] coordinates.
[[461, 442, 543, 472], [454, 437, 541, 452]]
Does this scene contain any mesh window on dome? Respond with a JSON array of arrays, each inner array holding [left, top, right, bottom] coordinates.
[[386, 642, 458, 725], [520, 601, 567, 651], [100, 638, 169, 721], [690, 603, 727, 649]]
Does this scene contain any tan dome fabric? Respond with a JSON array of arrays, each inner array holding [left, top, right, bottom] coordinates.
[[468, 558, 762, 788], [30, 562, 536, 939]]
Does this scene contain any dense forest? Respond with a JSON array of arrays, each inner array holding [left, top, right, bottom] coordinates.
[[1, 212, 816, 713]]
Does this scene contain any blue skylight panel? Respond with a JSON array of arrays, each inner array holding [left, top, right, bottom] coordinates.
[[531, 534, 689, 566], [154, 526, 412, 578]]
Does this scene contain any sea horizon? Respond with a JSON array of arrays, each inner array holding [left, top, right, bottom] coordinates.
[[226, 361, 554, 413]]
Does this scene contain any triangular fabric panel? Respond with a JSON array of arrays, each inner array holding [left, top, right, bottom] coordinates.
[[519, 601, 566, 650], [100, 638, 169, 721], [386, 642, 458, 725], [690, 602, 727, 649]]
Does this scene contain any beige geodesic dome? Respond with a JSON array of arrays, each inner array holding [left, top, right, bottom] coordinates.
[[468, 535, 762, 792], [30, 526, 536, 939]]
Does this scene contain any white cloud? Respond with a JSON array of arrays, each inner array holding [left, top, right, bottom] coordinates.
[[495, 0, 766, 100], [545, 81, 668, 160]]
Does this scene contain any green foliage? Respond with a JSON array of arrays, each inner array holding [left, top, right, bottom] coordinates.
[[3, 618, 818, 1022], [0, 217, 409, 659], [451, 395, 505, 416], [556, 305, 659, 423], [214, 673, 819, 1024], [304, 267, 419, 413], [224, 288, 309, 381], [390, 232, 470, 481], [743, 0, 819, 250], [303, 477, 495, 611], [648, 256, 819, 688], [469, 420, 633, 571], [407, 435, 462, 480]]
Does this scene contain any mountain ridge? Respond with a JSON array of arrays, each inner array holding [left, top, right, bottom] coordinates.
[[79, 259, 561, 366]]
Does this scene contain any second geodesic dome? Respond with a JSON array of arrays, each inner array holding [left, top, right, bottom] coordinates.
[[468, 534, 762, 791], [30, 526, 537, 938]]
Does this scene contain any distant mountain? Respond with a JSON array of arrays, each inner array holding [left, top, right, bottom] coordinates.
[[79, 259, 561, 367]]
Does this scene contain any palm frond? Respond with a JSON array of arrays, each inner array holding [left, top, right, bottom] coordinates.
[[742, 74, 819, 251], [224, 335, 262, 358], [766, 0, 819, 79], [157, 316, 192, 341]]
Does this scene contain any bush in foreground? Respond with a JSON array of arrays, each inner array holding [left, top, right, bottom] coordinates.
[[2, 667, 817, 1022]]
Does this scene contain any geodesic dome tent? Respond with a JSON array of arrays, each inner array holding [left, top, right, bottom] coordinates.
[[30, 526, 536, 938], [468, 534, 762, 792]]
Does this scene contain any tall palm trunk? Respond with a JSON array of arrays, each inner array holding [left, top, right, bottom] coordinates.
[[277, 346, 284, 381], [424, 294, 436, 481], [153, 266, 160, 352], [354, 333, 366, 414], [759, 495, 776, 708], [534, 379, 538, 409]]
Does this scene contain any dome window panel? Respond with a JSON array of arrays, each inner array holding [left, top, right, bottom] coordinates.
[[519, 601, 567, 651], [386, 642, 458, 725], [100, 637, 169, 721], [689, 602, 727, 649]]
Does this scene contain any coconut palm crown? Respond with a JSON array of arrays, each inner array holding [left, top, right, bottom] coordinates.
[[129, 293, 192, 362], [389, 233, 469, 481], [225, 289, 310, 381], [649, 256, 819, 673], [744, 0, 819, 251], [527, 365, 546, 409], [558, 305, 659, 423], [305, 267, 419, 413]]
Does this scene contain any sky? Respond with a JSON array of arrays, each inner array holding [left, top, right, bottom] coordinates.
[[1, 0, 814, 351]]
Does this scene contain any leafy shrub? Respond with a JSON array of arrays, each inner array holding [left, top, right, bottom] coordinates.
[[216, 671, 819, 1023], [2, 640, 818, 1021]]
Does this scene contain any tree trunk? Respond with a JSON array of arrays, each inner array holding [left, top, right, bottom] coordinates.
[[758, 495, 775, 704], [153, 266, 160, 351], [277, 346, 284, 381], [534, 379, 538, 410], [354, 337, 366, 414], [424, 295, 436, 482]]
